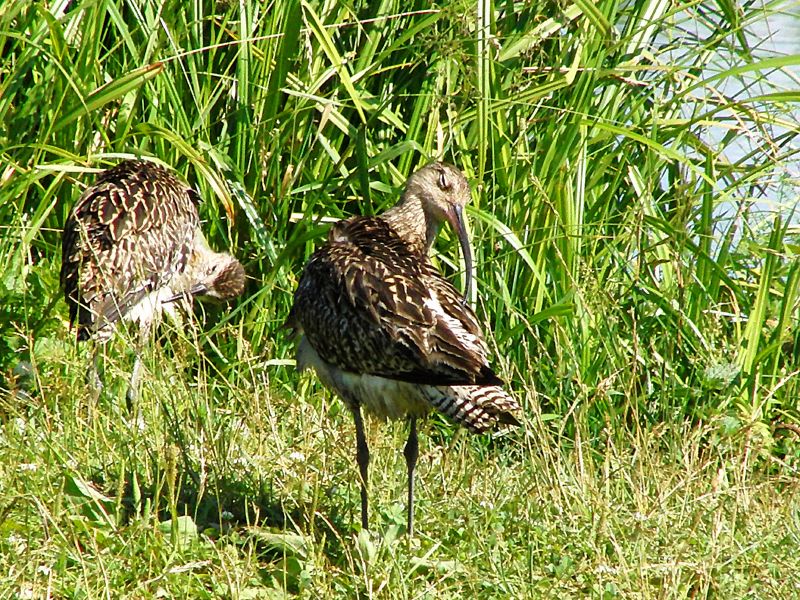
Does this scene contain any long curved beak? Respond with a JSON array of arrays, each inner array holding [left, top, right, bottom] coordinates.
[[164, 291, 185, 304], [164, 283, 207, 303], [446, 204, 473, 301], [187, 282, 209, 297]]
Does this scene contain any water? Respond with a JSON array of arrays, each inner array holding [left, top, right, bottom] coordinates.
[[728, 4, 800, 211], [667, 3, 800, 220]]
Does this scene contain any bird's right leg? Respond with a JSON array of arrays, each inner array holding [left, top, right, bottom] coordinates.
[[352, 406, 370, 531], [86, 342, 103, 401], [403, 416, 419, 538], [126, 321, 150, 415]]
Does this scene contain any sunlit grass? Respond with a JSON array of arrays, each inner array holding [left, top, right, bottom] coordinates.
[[1, 0, 799, 596], [3, 340, 800, 596]]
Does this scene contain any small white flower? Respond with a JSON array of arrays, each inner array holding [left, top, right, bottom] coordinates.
[[7, 533, 26, 553], [126, 416, 146, 432], [18, 463, 38, 472], [633, 511, 647, 522], [37, 565, 51, 576], [221, 511, 234, 520], [18, 586, 34, 600], [595, 564, 618, 575], [186, 443, 202, 461], [289, 451, 305, 462]]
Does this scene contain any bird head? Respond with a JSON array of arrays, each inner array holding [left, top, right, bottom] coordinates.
[[186, 253, 246, 301], [403, 162, 473, 300]]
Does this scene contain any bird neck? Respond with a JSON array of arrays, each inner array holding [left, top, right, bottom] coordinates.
[[184, 232, 211, 273], [171, 232, 212, 293], [381, 193, 440, 255]]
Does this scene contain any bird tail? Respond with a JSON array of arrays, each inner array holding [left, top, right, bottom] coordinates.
[[420, 385, 521, 433]]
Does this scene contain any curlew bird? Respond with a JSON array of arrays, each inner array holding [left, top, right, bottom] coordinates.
[[286, 162, 520, 536], [61, 159, 246, 403]]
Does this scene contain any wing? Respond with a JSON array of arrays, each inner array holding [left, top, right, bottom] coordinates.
[[60, 161, 200, 339], [287, 216, 502, 386]]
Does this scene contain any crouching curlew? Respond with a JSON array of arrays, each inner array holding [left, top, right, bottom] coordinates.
[[61, 159, 246, 404], [286, 162, 520, 536]]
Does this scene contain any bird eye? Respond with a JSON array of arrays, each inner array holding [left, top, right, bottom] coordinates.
[[437, 170, 450, 190]]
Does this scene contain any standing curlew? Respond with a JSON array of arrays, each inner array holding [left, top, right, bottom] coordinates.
[[61, 159, 246, 403], [286, 162, 520, 536]]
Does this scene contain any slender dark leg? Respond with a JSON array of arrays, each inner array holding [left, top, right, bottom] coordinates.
[[353, 406, 370, 531], [404, 416, 419, 537]]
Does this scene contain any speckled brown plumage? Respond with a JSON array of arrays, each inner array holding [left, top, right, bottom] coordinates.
[[61, 159, 245, 342], [286, 162, 520, 535], [60, 159, 245, 404]]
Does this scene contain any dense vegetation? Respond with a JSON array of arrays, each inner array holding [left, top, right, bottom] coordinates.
[[1, 0, 799, 596]]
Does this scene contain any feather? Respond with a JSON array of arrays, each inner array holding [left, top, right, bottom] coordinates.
[[61, 160, 244, 341]]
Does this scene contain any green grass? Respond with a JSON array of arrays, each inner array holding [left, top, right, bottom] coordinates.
[[2, 0, 800, 596], [4, 354, 800, 597]]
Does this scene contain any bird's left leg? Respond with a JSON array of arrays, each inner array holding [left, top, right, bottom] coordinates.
[[353, 406, 370, 531], [403, 416, 419, 537]]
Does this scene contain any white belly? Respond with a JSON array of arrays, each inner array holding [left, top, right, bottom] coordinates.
[[296, 337, 429, 420], [125, 286, 181, 327], [95, 285, 184, 342]]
